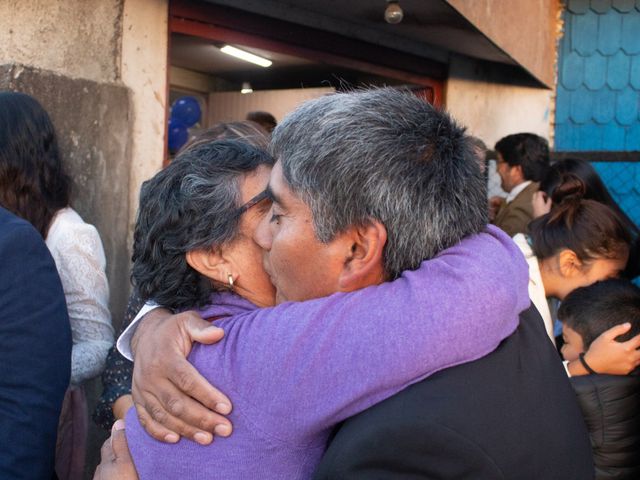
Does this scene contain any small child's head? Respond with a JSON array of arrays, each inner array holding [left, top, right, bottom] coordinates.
[[558, 279, 640, 362]]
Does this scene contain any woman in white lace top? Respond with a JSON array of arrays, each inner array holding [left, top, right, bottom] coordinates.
[[46, 207, 113, 384], [0, 91, 114, 480]]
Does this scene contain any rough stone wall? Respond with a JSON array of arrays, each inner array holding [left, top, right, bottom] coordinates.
[[121, 0, 169, 239], [0, 0, 124, 83]]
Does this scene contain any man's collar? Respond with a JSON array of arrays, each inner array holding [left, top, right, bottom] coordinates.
[[505, 180, 532, 204]]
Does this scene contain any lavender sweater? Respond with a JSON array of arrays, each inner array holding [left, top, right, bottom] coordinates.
[[126, 226, 530, 479]]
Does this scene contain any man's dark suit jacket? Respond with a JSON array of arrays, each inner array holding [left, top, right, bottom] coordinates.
[[314, 304, 594, 479], [0, 207, 72, 479]]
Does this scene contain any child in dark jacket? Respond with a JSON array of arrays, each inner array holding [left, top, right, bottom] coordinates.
[[558, 279, 640, 480]]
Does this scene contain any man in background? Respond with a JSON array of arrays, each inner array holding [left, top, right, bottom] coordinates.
[[490, 133, 550, 236]]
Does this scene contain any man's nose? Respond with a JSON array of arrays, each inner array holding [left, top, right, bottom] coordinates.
[[254, 208, 273, 251]]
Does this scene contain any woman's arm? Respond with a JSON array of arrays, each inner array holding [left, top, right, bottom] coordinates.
[[54, 224, 114, 384]]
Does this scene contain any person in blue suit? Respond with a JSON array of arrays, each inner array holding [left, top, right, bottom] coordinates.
[[0, 206, 71, 479]]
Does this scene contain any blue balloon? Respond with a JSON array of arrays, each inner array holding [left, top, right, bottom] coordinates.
[[168, 118, 189, 153], [171, 96, 201, 128]]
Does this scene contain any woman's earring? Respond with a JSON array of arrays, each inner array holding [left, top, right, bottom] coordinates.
[[228, 274, 234, 288]]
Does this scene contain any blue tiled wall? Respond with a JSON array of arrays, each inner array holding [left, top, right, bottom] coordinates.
[[592, 162, 640, 224], [556, 0, 640, 150], [556, 0, 640, 226]]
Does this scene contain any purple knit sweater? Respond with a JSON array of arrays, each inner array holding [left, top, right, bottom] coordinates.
[[126, 226, 530, 479]]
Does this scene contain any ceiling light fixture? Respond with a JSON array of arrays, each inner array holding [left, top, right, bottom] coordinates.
[[241, 82, 253, 94], [220, 45, 272, 67], [384, 0, 404, 24]]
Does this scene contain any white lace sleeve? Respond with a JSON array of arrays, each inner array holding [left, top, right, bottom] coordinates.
[[47, 214, 114, 385]]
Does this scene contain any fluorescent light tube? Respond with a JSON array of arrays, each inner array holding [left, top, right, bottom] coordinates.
[[220, 45, 272, 67]]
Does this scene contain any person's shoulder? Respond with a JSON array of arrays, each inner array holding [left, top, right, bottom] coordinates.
[[46, 207, 104, 253], [511, 183, 538, 208], [48, 207, 95, 235], [0, 206, 44, 248]]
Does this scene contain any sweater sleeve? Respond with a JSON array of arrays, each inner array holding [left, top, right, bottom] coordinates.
[[49, 221, 114, 384], [189, 226, 530, 444]]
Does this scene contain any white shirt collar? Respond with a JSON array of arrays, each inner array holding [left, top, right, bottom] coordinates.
[[505, 180, 532, 204]]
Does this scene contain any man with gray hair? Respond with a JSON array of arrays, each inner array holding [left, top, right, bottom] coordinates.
[[99, 88, 592, 479]]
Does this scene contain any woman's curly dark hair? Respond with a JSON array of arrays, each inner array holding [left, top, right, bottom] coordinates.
[[131, 140, 274, 311], [0, 91, 71, 237]]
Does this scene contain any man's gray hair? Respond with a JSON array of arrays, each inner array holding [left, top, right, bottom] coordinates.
[[271, 88, 487, 279]]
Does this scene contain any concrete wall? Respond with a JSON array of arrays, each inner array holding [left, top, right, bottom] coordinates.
[[446, 55, 553, 148], [121, 0, 169, 248], [0, 0, 124, 83]]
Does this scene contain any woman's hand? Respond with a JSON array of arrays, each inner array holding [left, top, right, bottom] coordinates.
[[130, 309, 233, 445], [568, 323, 640, 376], [531, 191, 552, 219]]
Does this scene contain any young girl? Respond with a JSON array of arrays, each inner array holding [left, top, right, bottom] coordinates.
[[514, 175, 631, 344]]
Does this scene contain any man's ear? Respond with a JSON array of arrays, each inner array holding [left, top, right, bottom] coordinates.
[[557, 249, 583, 278], [186, 248, 231, 285], [338, 220, 387, 291]]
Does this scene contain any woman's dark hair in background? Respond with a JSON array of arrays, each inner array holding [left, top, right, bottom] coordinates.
[[0, 91, 71, 237], [529, 175, 631, 264], [245, 111, 277, 133], [559, 279, 640, 348], [132, 140, 274, 311], [181, 121, 270, 153], [539, 158, 638, 236]]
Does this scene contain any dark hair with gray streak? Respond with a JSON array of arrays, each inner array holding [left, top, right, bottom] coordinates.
[[132, 140, 274, 310], [271, 87, 487, 279]]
